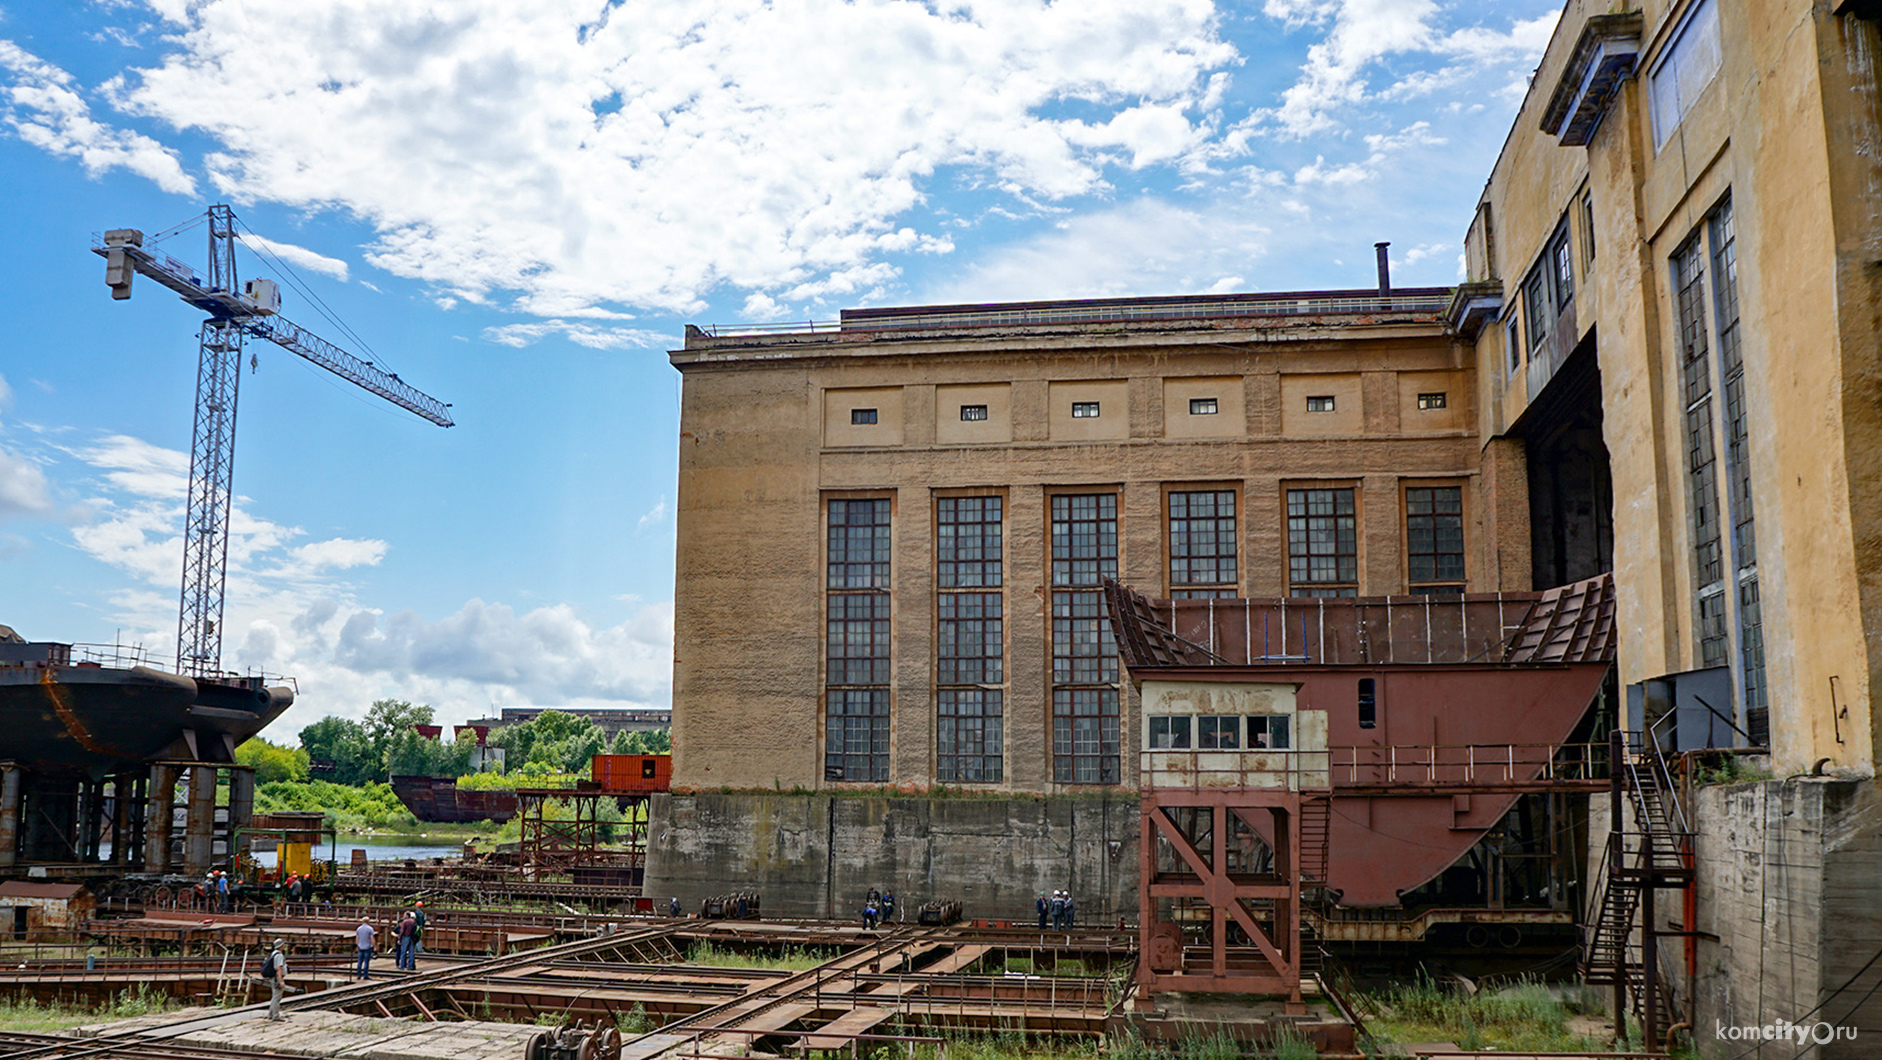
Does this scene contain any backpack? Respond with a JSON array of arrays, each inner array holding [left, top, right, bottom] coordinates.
[[261, 952, 280, 979]]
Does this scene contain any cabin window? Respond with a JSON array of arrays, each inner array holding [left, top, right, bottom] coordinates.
[[1148, 715, 1192, 750], [1247, 714, 1291, 750], [1199, 716, 1240, 750], [1358, 678, 1376, 729]]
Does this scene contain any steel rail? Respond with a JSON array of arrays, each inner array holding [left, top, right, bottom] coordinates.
[[617, 927, 935, 1056], [0, 924, 685, 1060]]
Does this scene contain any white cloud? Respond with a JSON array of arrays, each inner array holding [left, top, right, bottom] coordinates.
[[238, 232, 350, 282], [43, 429, 675, 731], [0, 40, 196, 193], [929, 198, 1268, 304], [1262, 2, 1557, 138], [636, 500, 669, 532], [0, 448, 51, 517], [329, 598, 673, 709], [77, 0, 1236, 320], [482, 320, 671, 351]]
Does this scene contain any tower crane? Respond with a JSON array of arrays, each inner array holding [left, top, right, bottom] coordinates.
[[94, 204, 454, 678]]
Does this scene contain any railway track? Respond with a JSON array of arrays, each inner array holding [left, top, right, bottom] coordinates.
[[0, 924, 687, 1060]]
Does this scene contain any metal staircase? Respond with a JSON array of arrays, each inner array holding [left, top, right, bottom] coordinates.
[[1579, 731, 1693, 1048], [1299, 794, 1331, 893]]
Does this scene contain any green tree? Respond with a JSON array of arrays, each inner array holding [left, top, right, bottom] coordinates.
[[492, 710, 608, 773], [234, 736, 310, 783], [387, 728, 474, 778], [298, 716, 376, 785], [607, 728, 671, 755], [362, 699, 435, 780]]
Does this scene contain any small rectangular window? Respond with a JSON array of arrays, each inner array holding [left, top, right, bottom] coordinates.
[[1416, 392, 1447, 410], [1247, 714, 1291, 750], [1148, 715, 1192, 750], [1188, 397, 1218, 416], [1357, 678, 1376, 730], [1305, 395, 1336, 413], [1071, 401, 1101, 419], [1198, 716, 1239, 750], [851, 408, 878, 425], [1506, 319, 1521, 375], [959, 404, 989, 422]]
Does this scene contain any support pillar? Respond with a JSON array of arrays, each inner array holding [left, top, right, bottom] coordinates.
[[145, 763, 178, 873], [183, 764, 216, 874], [229, 767, 255, 864], [79, 778, 104, 862], [0, 765, 20, 869]]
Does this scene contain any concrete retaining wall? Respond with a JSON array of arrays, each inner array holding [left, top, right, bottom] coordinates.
[[644, 792, 1139, 923], [1674, 776, 1882, 1059]]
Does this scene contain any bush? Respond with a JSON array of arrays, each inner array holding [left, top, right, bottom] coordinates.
[[253, 779, 416, 831]]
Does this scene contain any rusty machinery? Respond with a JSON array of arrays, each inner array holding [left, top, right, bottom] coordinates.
[[1108, 574, 1620, 1006]]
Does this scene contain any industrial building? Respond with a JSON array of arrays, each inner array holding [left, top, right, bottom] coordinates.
[[1453, 0, 1882, 1049], [650, 0, 1882, 1049], [662, 285, 1516, 797]]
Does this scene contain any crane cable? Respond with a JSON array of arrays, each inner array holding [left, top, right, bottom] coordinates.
[[232, 215, 384, 366]]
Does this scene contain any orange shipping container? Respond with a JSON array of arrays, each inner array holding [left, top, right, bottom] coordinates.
[[590, 754, 671, 794]]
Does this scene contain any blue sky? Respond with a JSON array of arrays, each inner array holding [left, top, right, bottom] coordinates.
[[0, 0, 1559, 736]]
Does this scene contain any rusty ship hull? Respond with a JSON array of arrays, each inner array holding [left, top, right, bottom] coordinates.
[[1, 632, 293, 770], [390, 775, 518, 823]]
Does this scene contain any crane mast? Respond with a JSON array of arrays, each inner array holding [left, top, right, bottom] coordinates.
[[96, 205, 453, 677]]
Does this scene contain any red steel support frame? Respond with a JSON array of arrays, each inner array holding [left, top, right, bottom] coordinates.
[[1137, 787, 1307, 1009]]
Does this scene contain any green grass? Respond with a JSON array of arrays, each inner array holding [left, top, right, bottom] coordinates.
[[0, 985, 180, 1031], [253, 779, 415, 831], [1363, 976, 1616, 1054], [615, 1004, 654, 1035], [684, 941, 834, 971]]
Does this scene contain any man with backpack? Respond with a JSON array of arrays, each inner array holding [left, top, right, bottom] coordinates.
[[411, 902, 427, 959], [261, 938, 287, 1020]]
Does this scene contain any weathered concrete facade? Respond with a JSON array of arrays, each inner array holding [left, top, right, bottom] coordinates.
[[1465, 0, 1882, 776], [1467, 2, 1882, 1050], [645, 792, 1137, 923], [1682, 779, 1882, 1059]]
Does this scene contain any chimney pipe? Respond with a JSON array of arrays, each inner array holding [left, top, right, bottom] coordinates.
[[1375, 242, 1392, 296]]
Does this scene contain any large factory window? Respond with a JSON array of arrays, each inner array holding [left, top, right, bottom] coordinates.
[[1287, 487, 1359, 597], [1051, 493, 1120, 784], [1674, 235, 1727, 671], [1168, 489, 1238, 598], [1711, 201, 1766, 744], [825, 498, 891, 783], [1405, 485, 1466, 595], [937, 496, 1003, 782]]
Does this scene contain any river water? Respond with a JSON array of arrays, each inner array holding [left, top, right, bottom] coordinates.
[[253, 833, 472, 867]]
